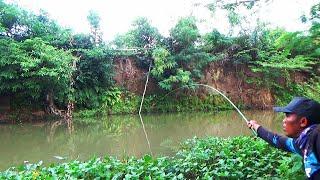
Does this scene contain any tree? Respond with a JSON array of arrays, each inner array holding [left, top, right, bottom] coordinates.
[[0, 1, 26, 39], [87, 10, 103, 45], [0, 37, 75, 109], [70, 33, 94, 49], [201, 29, 232, 53], [26, 10, 73, 49], [74, 47, 115, 108], [170, 16, 199, 52], [150, 17, 214, 90], [112, 17, 164, 68], [114, 17, 162, 49]]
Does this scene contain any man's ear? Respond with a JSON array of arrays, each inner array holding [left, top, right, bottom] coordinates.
[[300, 117, 309, 128]]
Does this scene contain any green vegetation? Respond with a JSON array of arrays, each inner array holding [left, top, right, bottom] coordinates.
[[141, 94, 235, 113], [1, 1, 318, 178], [0, 1, 319, 113], [74, 91, 236, 119], [0, 136, 304, 179]]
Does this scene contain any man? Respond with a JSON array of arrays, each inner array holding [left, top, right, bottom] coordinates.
[[248, 97, 320, 179]]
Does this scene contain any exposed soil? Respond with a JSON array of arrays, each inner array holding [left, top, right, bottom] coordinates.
[[113, 58, 281, 109], [113, 58, 161, 95]]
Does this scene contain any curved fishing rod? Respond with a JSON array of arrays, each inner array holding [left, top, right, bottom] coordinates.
[[162, 83, 257, 136]]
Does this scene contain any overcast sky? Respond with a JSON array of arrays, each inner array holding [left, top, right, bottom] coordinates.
[[6, 0, 319, 41]]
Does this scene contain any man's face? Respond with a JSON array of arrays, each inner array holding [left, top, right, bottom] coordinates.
[[282, 113, 304, 138]]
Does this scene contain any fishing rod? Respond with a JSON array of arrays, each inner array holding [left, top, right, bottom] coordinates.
[[161, 83, 257, 136]]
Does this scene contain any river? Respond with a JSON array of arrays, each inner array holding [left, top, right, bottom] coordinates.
[[0, 110, 284, 170]]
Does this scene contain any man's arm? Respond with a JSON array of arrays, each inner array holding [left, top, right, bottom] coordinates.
[[248, 120, 300, 154], [257, 126, 300, 153]]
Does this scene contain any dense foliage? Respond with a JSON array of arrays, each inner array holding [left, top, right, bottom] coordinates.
[[0, 37, 75, 107], [0, 1, 115, 109], [0, 0, 319, 112], [73, 47, 114, 109], [0, 136, 305, 179]]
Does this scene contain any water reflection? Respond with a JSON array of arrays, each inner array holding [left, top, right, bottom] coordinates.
[[0, 110, 284, 170]]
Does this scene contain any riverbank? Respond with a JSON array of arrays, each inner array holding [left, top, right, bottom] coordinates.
[[0, 93, 242, 123], [0, 136, 304, 179]]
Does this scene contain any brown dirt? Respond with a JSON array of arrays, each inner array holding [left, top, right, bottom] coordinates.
[[113, 58, 160, 95], [113, 58, 277, 109], [201, 61, 274, 109]]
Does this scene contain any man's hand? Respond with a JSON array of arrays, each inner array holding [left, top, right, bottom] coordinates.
[[247, 120, 261, 131]]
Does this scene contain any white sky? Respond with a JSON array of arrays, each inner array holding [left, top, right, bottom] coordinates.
[[6, 0, 319, 41]]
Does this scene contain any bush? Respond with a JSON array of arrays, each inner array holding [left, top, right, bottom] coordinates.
[[0, 136, 305, 179]]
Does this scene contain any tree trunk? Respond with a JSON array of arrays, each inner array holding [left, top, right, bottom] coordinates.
[[66, 100, 74, 133], [46, 91, 64, 117], [46, 92, 74, 134]]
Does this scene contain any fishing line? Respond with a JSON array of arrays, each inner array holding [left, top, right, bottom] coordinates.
[[161, 83, 257, 136], [138, 63, 257, 156], [138, 63, 153, 156]]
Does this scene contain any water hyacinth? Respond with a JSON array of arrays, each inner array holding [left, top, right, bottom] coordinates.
[[0, 136, 305, 179]]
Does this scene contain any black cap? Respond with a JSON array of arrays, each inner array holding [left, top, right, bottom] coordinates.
[[273, 97, 320, 124]]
